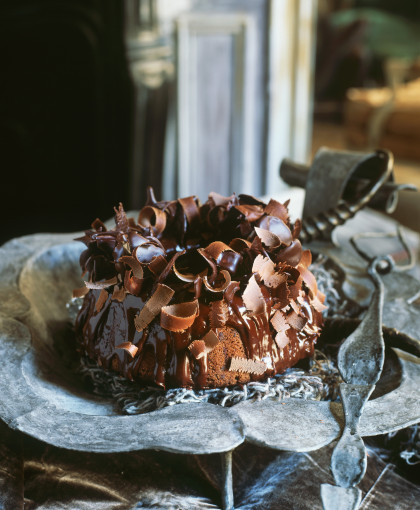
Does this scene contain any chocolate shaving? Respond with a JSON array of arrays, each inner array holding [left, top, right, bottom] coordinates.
[[275, 331, 290, 349], [73, 286, 89, 298], [264, 199, 289, 223], [201, 329, 220, 352], [229, 357, 267, 375], [254, 227, 281, 249], [271, 310, 290, 334], [188, 331, 219, 359], [148, 255, 168, 276], [210, 300, 229, 328], [111, 286, 126, 302], [134, 283, 175, 331], [95, 289, 108, 312], [188, 340, 206, 359], [311, 295, 328, 313], [203, 269, 231, 293], [292, 218, 302, 239], [116, 342, 138, 358], [85, 276, 118, 290], [137, 206, 167, 235], [114, 203, 129, 232], [252, 255, 287, 288], [272, 281, 290, 309], [119, 256, 144, 279], [298, 259, 318, 298], [91, 218, 107, 232], [287, 311, 308, 331], [243, 275, 266, 314], [160, 300, 198, 332]]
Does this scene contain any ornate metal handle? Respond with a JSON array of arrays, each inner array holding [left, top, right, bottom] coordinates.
[[321, 256, 389, 510]]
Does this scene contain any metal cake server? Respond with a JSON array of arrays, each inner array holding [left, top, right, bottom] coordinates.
[[321, 253, 394, 510]]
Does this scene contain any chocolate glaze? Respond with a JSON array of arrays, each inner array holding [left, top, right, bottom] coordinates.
[[74, 190, 325, 389]]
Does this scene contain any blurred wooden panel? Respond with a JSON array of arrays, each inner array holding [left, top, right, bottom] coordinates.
[[176, 13, 256, 200]]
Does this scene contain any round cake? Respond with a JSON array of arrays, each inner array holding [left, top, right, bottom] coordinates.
[[74, 189, 326, 389]]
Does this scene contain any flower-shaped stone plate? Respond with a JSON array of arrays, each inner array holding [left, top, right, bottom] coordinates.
[[0, 233, 419, 456]]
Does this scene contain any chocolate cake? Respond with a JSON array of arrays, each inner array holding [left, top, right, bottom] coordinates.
[[74, 189, 326, 389]]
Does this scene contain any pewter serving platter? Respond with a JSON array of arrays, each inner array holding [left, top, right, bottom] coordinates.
[[0, 233, 419, 457]]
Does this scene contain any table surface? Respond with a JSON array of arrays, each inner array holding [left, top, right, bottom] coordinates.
[[1, 193, 420, 510]]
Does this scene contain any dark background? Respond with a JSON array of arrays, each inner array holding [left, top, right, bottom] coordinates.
[[0, 0, 133, 245]]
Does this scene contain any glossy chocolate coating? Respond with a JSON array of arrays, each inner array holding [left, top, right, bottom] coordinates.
[[74, 191, 325, 389]]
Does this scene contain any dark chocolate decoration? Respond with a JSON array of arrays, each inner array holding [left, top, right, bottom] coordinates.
[[75, 188, 325, 389]]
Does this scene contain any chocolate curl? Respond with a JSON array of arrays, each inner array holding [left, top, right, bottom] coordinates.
[[203, 242, 242, 275], [134, 242, 165, 264], [157, 250, 185, 283], [173, 265, 197, 283], [224, 281, 240, 303], [229, 357, 267, 375], [292, 218, 302, 239], [209, 191, 235, 207], [210, 300, 229, 328], [257, 216, 293, 246], [298, 250, 318, 298], [134, 283, 175, 331], [243, 275, 266, 314], [160, 300, 198, 332], [229, 238, 251, 252], [124, 270, 143, 296], [234, 204, 265, 222], [85, 276, 118, 290], [114, 203, 129, 232], [116, 342, 138, 358], [300, 249, 312, 267], [73, 286, 89, 298], [204, 241, 231, 260], [287, 311, 308, 331], [197, 248, 218, 282], [172, 251, 203, 283], [119, 256, 144, 279], [178, 196, 200, 227], [111, 286, 126, 302], [254, 227, 281, 249], [95, 289, 108, 312], [203, 269, 231, 293], [264, 199, 289, 223], [128, 232, 149, 250], [91, 218, 107, 232], [148, 255, 168, 276], [137, 206, 167, 235]]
